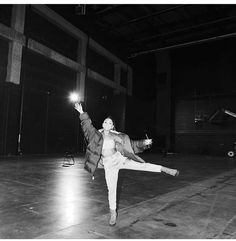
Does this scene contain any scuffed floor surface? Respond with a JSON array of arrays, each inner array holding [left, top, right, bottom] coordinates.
[[0, 153, 235, 238]]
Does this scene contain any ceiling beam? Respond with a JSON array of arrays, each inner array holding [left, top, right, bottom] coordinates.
[[134, 14, 236, 43], [129, 30, 236, 58], [119, 7, 236, 46], [110, 5, 188, 30], [94, 5, 121, 16]]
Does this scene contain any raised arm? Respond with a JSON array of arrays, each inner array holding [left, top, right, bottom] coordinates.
[[74, 103, 99, 143]]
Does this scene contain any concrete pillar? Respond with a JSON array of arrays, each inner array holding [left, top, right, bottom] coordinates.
[[2, 5, 26, 155], [155, 51, 172, 152], [127, 66, 133, 96], [76, 37, 88, 102], [120, 93, 126, 132], [114, 63, 121, 95], [112, 64, 128, 131], [6, 5, 26, 85], [76, 37, 88, 152]]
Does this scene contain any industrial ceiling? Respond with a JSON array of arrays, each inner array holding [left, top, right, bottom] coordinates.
[[49, 4, 236, 59]]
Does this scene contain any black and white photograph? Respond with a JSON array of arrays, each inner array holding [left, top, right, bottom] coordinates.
[[0, 2, 236, 239]]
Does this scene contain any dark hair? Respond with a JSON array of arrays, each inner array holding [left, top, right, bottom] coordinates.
[[105, 116, 116, 130]]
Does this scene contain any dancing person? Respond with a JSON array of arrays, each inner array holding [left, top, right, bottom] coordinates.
[[74, 103, 179, 226]]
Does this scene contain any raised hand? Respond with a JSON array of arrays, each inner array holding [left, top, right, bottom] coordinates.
[[74, 102, 84, 114]]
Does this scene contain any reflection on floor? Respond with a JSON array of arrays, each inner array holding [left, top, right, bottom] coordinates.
[[0, 153, 235, 238]]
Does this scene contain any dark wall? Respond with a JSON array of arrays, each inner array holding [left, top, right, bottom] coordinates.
[[0, 5, 12, 27], [125, 96, 156, 142], [129, 54, 157, 102], [18, 50, 78, 155], [0, 38, 17, 155], [171, 37, 236, 156], [125, 54, 158, 146], [87, 48, 114, 80], [0, 83, 20, 156], [84, 77, 126, 133], [25, 6, 78, 61]]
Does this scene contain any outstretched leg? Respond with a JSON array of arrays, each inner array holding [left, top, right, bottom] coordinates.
[[121, 158, 179, 176]]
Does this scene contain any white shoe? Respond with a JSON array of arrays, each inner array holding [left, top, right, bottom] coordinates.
[[161, 167, 179, 176]]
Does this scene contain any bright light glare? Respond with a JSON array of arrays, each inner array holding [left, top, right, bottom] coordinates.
[[69, 92, 80, 103]]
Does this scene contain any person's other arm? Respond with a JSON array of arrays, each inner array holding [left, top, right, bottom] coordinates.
[[130, 138, 153, 154]]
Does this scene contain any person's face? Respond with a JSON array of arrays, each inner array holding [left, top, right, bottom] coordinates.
[[102, 118, 114, 131]]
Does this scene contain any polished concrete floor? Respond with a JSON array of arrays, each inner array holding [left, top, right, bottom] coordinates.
[[0, 152, 236, 239]]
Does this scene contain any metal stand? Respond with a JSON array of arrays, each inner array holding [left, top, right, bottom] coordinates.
[[62, 152, 75, 167], [207, 108, 236, 157], [222, 109, 236, 158]]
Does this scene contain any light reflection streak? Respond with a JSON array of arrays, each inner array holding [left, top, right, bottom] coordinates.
[[54, 169, 87, 226]]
